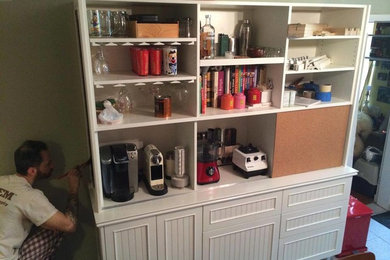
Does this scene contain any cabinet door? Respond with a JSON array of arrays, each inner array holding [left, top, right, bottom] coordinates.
[[104, 217, 157, 260], [278, 221, 345, 260], [203, 216, 280, 260], [157, 207, 202, 260]]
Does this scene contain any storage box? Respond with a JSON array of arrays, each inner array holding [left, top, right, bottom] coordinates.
[[337, 196, 373, 257], [288, 23, 327, 37], [127, 21, 179, 38]]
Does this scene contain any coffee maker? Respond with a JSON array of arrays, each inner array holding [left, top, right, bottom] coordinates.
[[144, 144, 168, 195], [99, 143, 138, 202], [197, 135, 220, 185]]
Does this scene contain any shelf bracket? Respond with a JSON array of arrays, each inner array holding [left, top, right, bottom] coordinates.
[[134, 82, 146, 86], [171, 42, 181, 46], [187, 41, 195, 45], [122, 42, 134, 46], [170, 80, 181, 84], [95, 84, 104, 89], [153, 42, 164, 46], [153, 81, 164, 85], [105, 42, 117, 46], [91, 42, 101, 47], [187, 80, 195, 83], [139, 42, 150, 46]]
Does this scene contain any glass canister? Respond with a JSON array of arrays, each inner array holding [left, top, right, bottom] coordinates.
[[87, 9, 101, 36]]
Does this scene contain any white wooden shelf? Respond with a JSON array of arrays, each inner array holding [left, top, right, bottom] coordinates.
[[90, 37, 197, 46], [200, 57, 284, 67], [198, 106, 279, 121], [285, 65, 355, 74], [93, 71, 196, 86], [283, 97, 351, 110], [100, 179, 194, 210], [288, 35, 360, 40], [95, 107, 196, 131]]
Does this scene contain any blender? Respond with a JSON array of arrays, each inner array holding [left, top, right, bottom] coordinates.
[[197, 137, 220, 184]]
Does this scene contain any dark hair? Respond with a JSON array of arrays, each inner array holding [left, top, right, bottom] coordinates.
[[14, 140, 48, 175]]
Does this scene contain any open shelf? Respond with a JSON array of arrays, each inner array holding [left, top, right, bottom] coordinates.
[[95, 107, 196, 131], [90, 37, 197, 46], [285, 64, 355, 74], [283, 97, 351, 110], [288, 35, 360, 40], [198, 106, 279, 121], [100, 178, 194, 210], [200, 57, 284, 67], [93, 71, 196, 86], [196, 165, 269, 191]]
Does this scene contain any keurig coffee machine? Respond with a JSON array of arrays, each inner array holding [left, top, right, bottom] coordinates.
[[99, 143, 138, 202]]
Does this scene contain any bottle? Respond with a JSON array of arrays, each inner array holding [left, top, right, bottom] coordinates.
[[239, 19, 252, 56], [201, 15, 215, 59]]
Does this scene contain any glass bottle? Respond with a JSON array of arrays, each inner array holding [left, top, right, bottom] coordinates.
[[239, 19, 252, 56], [201, 15, 215, 59]]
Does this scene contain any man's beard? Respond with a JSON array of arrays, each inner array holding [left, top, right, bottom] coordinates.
[[37, 169, 53, 179]]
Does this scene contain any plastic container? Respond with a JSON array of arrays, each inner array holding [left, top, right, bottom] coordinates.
[[316, 91, 331, 101], [337, 196, 373, 257]]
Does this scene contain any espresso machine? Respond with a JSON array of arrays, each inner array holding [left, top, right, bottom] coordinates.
[[99, 143, 138, 202], [143, 144, 168, 195]]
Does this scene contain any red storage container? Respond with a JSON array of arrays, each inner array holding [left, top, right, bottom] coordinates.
[[337, 196, 373, 257]]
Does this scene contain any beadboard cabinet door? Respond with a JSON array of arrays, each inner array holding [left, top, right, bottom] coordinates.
[[104, 217, 157, 260], [157, 207, 203, 260]]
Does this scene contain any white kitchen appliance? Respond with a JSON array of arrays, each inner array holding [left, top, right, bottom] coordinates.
[[232, 144, 268, 178]]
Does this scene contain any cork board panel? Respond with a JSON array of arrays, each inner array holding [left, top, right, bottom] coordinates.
[[272, 106, 350, 178]]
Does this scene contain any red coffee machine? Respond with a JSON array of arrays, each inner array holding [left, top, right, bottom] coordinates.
[[197, 136, 220, 184]]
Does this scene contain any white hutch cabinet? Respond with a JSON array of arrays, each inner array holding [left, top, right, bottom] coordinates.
[[75, 0, 369, 259]]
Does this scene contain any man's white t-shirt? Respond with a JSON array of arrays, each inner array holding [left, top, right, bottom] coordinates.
[[0, 175, 58, 260]]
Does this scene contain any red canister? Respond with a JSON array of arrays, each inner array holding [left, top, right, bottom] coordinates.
[[136, 48, 149, 76], [221, 93, 234, 110], [247, 88, 261, 105], [149, 48, 162, 75]]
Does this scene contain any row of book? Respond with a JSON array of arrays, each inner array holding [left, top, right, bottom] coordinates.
[[200, 65, 266, 111]]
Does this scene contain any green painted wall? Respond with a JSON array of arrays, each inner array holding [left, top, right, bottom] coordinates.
[[0, 0, 388, 259]]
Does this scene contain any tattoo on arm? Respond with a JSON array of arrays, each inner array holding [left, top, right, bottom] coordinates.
[[65, 193, 79, 225]]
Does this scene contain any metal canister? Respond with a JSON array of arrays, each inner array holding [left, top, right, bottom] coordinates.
[[149, 48, 162, 75], [154, 95, 171, 118], [163, 47, 177, 75], [174, 146, 185, 177]]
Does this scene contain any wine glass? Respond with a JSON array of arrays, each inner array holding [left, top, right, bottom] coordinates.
[[93, 47, 110, 75]]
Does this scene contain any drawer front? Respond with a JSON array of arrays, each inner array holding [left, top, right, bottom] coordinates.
[[278, 222, 345, 260], [282, 178, 351, 213], [280, 199, 348, 238], [203, 191, 282, 231], [203, 216, 280, 260]]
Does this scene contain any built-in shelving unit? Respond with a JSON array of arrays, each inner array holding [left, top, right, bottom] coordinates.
[[76, 0, 367, 212], [75, 1, 368, 259]]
